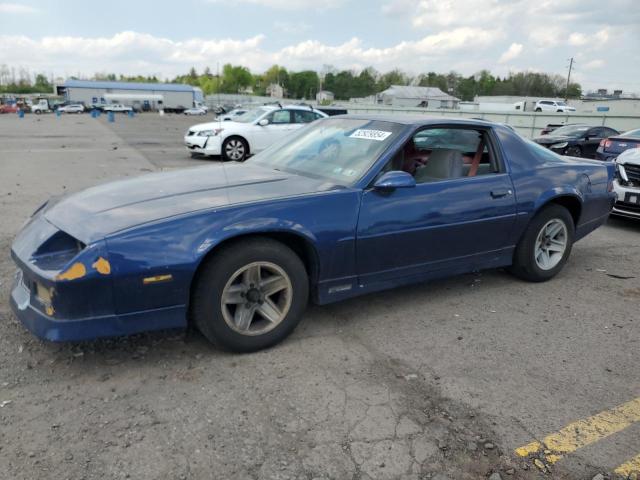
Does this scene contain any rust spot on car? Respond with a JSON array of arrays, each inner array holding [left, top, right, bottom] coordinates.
[[45, 305, 55, 316], [92, 257, 111, 275], [56, 262, 87, 281]]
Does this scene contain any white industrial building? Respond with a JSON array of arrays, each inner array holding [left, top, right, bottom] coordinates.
[[56, 79, 204, 111], [378, 85, 459, 109], [316, 90, 335, 103]]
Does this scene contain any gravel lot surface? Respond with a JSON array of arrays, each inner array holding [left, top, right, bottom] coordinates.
[[0, 113, 638, 480]]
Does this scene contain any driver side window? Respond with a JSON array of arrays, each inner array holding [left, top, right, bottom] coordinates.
[[387, 127, 500, 184]]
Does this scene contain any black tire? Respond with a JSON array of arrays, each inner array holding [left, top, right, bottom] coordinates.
[[509, 204, 575, 282], [565, 146, 582, 157], [191, 238, 309, 352], [189, 152, 200, 158], [535, 108, 542, 112], [221, 136, 248, 162]]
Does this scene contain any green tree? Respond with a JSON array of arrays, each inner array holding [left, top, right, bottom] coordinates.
[[288, 70, 319, 99], [220, 64, 252, 93]]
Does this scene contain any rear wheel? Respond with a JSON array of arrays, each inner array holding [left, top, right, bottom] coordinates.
[[509, 205, 574, 282], [222, 137, 248, 162], [191, 238, 309, 352], [535, 108, 542, 112]]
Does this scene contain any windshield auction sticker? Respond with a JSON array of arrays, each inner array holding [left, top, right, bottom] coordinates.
[[349, 129, 392, 141]]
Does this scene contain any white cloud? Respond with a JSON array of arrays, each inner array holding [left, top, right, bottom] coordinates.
[[0, 2, 39, 13], [583, 59, 605, 70], [568, 28, 609, 47], [204, 0, 343, 9], [383, 0, 522, 28], [0, 28, 502, 78], [498, 43, 523, 64]]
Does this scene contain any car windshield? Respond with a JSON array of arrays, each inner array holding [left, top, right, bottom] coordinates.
[[250, 118, 404, 185], [622, 128, 640, 139], [557, 101, 567, 106], [233, 107, 269, 123], [551, 125, 589, 137]]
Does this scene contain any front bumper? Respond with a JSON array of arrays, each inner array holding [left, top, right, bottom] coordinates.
[[612, 180, 640, 219], [184, 134, 221, 156], [10, 269, 185, 342]]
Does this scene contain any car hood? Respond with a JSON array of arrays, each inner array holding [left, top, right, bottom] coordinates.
[[189, 120, 244, 131], [43, 163, 339, 244], [616, 148, 640, 166], [534, 135, 576, 145]]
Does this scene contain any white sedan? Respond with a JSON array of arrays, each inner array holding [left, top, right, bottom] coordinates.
[[184, 107, 208, 116], [58, 104, 85, 114], [184, 105, 328, 161]]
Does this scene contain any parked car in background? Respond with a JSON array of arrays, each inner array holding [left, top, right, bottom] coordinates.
[[533, 124, 619, 158], [184, 107, 208, 116], [596, 128, 640, 161], [540, 123, 570, 135], [185, 105, 328, 161], [0, 103, 19, 114], [535, 100, 576, 113], [317, 106, 349, 117], [218, 108, 249, 121], [57, 104, 85, 114], [30, 99, 52, 114], [611, 148, 640, 219], [103, 104, 133, 113], [11, 116, 615, 351]]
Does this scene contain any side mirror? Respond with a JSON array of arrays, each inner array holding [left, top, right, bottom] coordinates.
[[373, 171, 416, 190], [258, 118, 269, 126]]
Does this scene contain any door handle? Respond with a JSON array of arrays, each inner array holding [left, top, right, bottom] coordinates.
[[490, 189, 512, 198]]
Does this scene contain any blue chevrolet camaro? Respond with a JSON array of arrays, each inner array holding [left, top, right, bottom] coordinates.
[[11, 116, 616, 351]]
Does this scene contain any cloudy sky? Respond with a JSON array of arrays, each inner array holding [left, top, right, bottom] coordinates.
[[1, 0, 638, 92]]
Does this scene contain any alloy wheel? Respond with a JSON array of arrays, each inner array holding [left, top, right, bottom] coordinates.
[[534, 219, 568, 270], [225, 139, 245, 161], [220, 261, 292, 336]]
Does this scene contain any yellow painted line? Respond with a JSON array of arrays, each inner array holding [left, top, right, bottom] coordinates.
[[515, 397, 640, 464], [615, 452, 640, 477]]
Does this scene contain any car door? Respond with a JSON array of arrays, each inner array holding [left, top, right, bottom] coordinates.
[[583, 127, 604, 157], [252, 109, 295, 152], [356, 126, 517, 286]]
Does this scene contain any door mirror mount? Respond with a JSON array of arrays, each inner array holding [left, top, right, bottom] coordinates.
[[373, 171, 416, 191]]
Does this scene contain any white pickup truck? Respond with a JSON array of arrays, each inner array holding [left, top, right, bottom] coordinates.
[[102, 104, 133, 113], [30, 99, 51, 114]]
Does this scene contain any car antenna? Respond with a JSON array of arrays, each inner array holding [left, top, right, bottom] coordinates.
[[277, 102, 282, 109]]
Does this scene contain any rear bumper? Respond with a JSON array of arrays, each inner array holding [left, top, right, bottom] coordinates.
[[10, 275, 186, 342], [595, 152, 617, 161]]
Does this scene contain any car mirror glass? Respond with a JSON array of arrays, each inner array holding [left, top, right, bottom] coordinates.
[[258, 119, 269, 126]]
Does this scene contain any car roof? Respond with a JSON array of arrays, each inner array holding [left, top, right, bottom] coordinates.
[[329, 114, 503, 128]]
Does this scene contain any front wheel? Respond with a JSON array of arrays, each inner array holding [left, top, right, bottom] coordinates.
[[508, 205, 575, 282], [535, 108, 542, 112], [191, 238, 309, 352], [222, 137, 248, 162]]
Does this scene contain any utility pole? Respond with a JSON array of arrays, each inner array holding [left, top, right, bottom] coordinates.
[[565, 57, 574, 101]]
